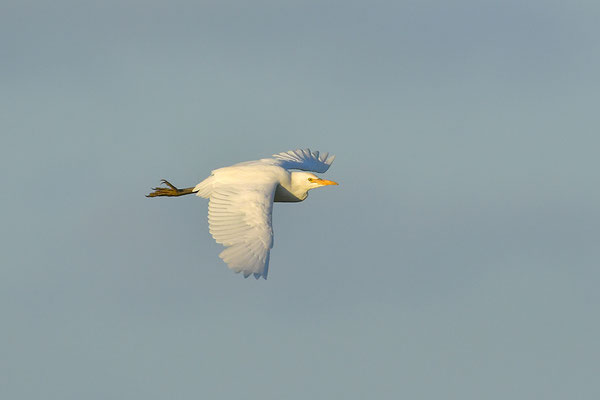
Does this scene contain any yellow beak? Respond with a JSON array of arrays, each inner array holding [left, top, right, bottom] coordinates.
[[314, 178, 339, 186]]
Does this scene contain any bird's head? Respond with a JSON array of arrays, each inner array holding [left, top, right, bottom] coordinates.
[[291, 171, 338, 194]]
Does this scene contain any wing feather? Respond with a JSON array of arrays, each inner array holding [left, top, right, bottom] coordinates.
[[271, 148, 335, 173], [207, 181, 277, 279]]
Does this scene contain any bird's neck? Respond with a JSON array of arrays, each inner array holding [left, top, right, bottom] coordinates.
[[274, 174, 310, 203], [274, 184, 308, 203]]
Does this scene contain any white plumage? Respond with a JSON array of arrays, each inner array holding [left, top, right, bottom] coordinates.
[[191, 149, 337, 279]]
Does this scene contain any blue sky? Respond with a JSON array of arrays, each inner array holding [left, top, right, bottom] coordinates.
[[2, 1, 599, 399]]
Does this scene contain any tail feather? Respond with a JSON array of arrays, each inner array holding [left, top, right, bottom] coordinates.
[[193, 175, 214, 198]]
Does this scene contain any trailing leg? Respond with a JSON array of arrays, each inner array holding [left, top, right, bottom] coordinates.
[[146, 179, 196, 197]]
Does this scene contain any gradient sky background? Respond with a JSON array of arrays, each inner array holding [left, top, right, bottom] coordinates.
[[2, 1, 599, 399]]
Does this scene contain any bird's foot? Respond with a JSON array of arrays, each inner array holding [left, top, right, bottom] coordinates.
[[146, 179, 192, 197]]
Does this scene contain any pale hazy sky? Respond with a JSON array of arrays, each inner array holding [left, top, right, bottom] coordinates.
[[2, 1, 599, 399]]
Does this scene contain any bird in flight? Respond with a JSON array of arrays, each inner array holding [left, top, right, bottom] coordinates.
[[147, 149, 338, 279]]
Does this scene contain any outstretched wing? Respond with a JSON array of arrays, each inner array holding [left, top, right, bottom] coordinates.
[[207, 181, 278, 279], [271, 148, 335, 173]]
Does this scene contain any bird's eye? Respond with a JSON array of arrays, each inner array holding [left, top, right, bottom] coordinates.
[[308, 178, 314, 182]]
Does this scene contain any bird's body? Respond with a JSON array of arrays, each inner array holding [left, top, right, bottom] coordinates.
[[147, 149, 337, 279]]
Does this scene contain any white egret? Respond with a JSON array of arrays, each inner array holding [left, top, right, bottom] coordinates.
[[147, 149, 338, 279]]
